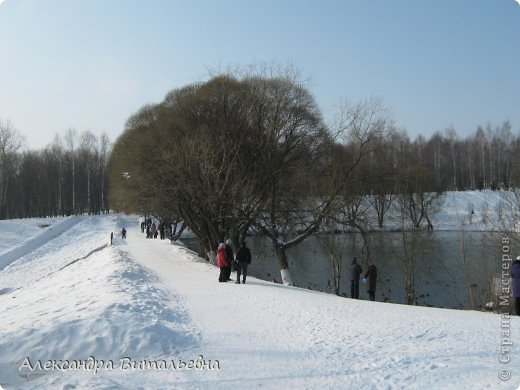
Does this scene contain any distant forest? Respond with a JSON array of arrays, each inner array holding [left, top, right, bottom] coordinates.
[[362, 120, 519, 193], [0, 92, 519, 221], [0, 123, 110, 219]]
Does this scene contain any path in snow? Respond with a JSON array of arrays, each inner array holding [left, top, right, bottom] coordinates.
[[0, 215, 199, 389], [122, 222, 520, 389]]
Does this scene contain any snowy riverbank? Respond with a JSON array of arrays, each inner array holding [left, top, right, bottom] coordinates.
[[0, 212, 519, 389]]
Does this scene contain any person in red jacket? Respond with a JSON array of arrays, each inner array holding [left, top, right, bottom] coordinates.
[[217, 243, 229, 283]]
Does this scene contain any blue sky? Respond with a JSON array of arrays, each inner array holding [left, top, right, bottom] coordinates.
[[0, 0, 519, 149]]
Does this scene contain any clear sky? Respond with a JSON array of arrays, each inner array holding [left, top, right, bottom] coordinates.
[[1, 0, 519, 149]]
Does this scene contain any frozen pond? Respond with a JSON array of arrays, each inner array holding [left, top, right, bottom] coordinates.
[[178, 190, 520, 309], [184, 230, 507, 309]]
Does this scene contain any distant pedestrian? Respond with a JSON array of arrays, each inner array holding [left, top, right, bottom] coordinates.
[[235, 241, 252, 284], [217, 243, 229, 283], [512, 257, 520, 316], [224, 239, 234, 281], [364, 262, 377, 301], [121, 227, 127, 239], [349, 257, 362, 299], [160, 223, 166, 240]]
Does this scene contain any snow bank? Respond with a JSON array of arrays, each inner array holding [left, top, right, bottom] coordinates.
[[356, 190, 520, 232], [0, 216, 198, 389], [431, 190, 518, 231]]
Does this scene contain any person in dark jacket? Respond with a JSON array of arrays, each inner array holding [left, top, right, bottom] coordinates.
[[349, 257, 362, 299], [235, 241, 252, 284], [217, 243, 229, 283], [224, 239, 234, 281], [364, 262, 377, 301], [121, 227, 126, 239], [512, 257, 520, 316]]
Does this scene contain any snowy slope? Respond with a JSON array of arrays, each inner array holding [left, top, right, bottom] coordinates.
[[0, 212, 519, 389], [431, 190, 518, 231], [358, 190, 520, 232]]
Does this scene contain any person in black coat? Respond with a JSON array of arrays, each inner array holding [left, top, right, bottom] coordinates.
[[349, 257, 362, 299], [512, 258, 520, 316], [235, 241, 252, 284], [364, 262, 377, 301]]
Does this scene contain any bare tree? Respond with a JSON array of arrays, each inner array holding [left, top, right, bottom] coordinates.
[[317, 220, 348, 296], [79, 130, 98, 214], [51, 134, 65, 215], [99, 133, 111, 213], [64, 128, 78, 215], [0, 120, 25, 219]]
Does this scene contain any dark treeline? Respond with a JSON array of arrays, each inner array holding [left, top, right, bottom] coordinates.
[[0, 121, 111, 219], [377, 122, 520, 193]]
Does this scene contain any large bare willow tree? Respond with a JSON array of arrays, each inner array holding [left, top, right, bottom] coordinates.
[[109, 71, 386, 284]]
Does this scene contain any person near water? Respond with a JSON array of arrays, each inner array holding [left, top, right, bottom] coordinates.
[[224, 239, 234, 281], [350, 257, 362, 299], [235, 241, 252, 284], [217, 243, 229, 283], [364, 262, 377, 301], [512, 257, 520, 315]]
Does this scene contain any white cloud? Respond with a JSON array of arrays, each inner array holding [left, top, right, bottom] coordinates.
[[516, 0, 520, 6]]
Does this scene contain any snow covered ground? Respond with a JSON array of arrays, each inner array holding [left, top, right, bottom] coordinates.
[[0, 202, 519, 388], [430, 190, 518, 232]]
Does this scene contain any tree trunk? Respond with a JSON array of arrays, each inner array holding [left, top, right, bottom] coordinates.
[[72, 157, 76, 214], [87, 168, 91, 215], [274, 243, 293, 286], [171, 222, 187, 241], [101, 163, 105, 213]]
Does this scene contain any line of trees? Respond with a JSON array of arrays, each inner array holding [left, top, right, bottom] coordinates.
[[0, 120, 111, 219], [376, 122, 520, 194]]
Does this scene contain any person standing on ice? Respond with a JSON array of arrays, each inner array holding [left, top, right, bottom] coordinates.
[[224, 239, 234, 281], [121, 227, 127, 239], [349, 257, 363, 299], [512, 257, 520, 315], [235, 241, 252, 284], [217, 243, 229, 283], [364, 262, 377, 301]]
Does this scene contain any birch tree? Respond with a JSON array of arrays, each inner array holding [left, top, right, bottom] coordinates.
[[79, 130, 97, 214], [0, 120, 24, 219], [64, 128, 77, 215]]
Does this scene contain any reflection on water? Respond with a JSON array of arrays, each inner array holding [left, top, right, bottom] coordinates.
[[183, 231, 504, 309]]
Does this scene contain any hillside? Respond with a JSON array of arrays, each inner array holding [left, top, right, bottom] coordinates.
[[0, 212, 519, 389]]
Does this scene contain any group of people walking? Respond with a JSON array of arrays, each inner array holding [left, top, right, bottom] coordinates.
[[217, 239, 252, 284], [141, 218, 167, 240], [350, 257, 378, 301]]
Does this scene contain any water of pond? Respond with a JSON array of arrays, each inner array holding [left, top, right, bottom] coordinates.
[[184, 231, 506, 309]]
